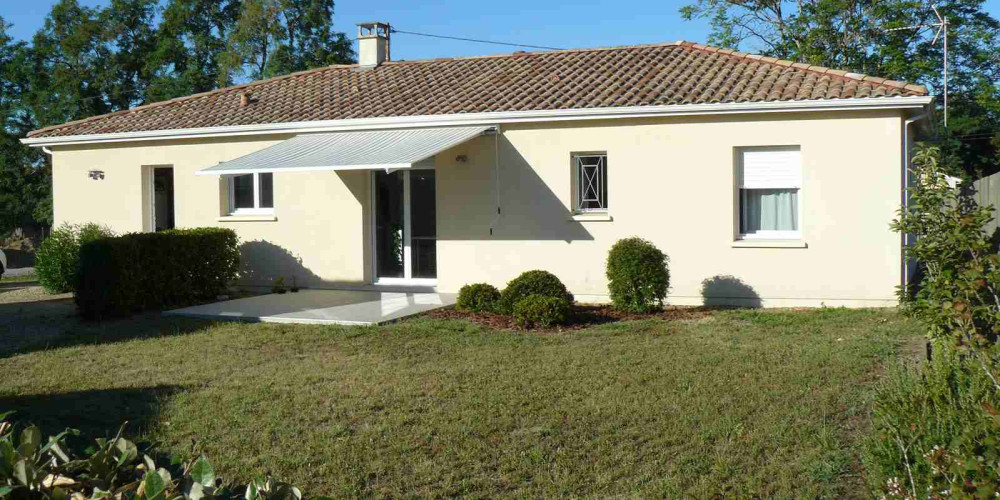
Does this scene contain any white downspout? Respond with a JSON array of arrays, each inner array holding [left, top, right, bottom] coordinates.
[[901, 109, 929, 291], [489, 125, 502, 236]]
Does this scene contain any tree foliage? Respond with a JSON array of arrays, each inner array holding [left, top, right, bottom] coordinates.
[[0, 0, 355, 236], [680, 0, 1000, 173], [219, 0, 353, 84]]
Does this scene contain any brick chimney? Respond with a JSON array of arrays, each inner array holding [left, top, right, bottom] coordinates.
[[357, 22, 390, 68]]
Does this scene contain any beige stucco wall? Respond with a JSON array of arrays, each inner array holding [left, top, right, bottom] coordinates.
[[50, 109, 905, 306], [52, 135, 371, 288], [434, 110, 905, 307]]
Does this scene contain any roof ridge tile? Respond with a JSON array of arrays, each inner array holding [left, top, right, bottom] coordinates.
[[28, 41, 929, 139]]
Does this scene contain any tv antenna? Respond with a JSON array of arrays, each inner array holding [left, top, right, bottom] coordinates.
[[885, 5, 950, 127]]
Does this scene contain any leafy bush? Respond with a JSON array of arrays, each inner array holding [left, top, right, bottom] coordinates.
[[873, 144, 1000, 498], [456, 283, 501, 313], [76, 228, 240, 319], [863, 342, 1000, 497], [35, 223, 115, 293], [498, 270, 573, 314], [605, 237, 670, 313], [0, 412, 319, 500], [512, 294, 571, 328]]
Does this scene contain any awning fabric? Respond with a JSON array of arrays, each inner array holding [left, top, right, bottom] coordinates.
[[197, 125, 493, 175]]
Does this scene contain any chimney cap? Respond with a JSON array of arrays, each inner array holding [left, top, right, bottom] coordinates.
[[357, 22, 391, 38]]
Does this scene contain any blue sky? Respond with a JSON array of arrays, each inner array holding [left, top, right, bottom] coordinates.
[[0, 0, 715, 60], [3, 0, 999, 61]]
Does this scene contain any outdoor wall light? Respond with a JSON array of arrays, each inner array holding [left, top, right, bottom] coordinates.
[[88, 170, 105, 180], [455, 154, 469, 164]]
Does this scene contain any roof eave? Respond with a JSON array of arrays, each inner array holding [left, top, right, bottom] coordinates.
[[22, 96, 934, 148]]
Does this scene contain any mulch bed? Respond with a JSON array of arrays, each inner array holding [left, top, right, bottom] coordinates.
[[425, 304, 717, 332]]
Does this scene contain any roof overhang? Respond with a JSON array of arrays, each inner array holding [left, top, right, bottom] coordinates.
[[196, 126, 494, 175], [22, 96, 935, 148]]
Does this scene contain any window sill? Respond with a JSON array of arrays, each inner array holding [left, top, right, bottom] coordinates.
[[217, 215, 277, 222], [570, 213, 613, 222], [731, 239, 807, 248]]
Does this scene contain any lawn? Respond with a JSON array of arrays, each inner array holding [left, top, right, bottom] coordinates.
[[0, 272, 37, 284], [0, 295, 923, 498]]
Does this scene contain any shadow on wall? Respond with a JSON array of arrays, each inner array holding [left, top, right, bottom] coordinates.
[[239, 240, 324, 288], [701, 275, 763, 308], [437, 134, 594, 242]]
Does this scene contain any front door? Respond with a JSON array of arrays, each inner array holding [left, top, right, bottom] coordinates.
[[152, 167, 175, 231], [373, 169, 436, 284]]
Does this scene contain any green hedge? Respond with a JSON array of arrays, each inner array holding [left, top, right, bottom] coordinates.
[[513, 294, 571, 328], [76, 228, 240, 319], [498, 270, 574, 314], [457, 283, 501, 313], [35, 223, 116, 293], [606, 237, 670, 313]]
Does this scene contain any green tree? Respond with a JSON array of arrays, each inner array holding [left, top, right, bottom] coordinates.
[[24, 0, 113, 126], [680, 0, 1000, 173], [0, 17, 50, 233], [149, 0, 241, 99], [101, 0, 159, 109], [218, 0, 353, 85]]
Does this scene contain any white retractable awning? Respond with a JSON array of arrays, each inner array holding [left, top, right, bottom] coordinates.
[[197, 125, 493, 175]]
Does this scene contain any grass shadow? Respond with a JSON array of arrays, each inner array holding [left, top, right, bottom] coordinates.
[[1, 385, 183, 442], [0, 293, 216, 359]]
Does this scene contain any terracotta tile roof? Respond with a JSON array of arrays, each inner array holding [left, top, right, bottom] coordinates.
[[28, 41, 928, 139]]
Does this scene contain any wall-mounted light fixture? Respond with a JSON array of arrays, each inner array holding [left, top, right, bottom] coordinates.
[[455, 154, 469, 164], [88, 170, 105, 180]]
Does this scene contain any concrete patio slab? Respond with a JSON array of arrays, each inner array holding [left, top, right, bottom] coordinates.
[[165, 289, 456, 325]]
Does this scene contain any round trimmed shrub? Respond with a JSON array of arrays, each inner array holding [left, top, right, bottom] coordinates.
[[513, 294, 571, 328], [456, 283, 501, 313], [36, 223, 115, 293], [498, 270, 574, 314], [606, 237, 669, 313]]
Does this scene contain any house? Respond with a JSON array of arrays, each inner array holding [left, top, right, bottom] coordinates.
[[23, 22, 933, 308]]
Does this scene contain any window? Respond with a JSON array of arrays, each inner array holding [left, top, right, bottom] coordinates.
[[737, 147, 801, 239], [227, 172, 274, 215], [573, 153, 608, 212]]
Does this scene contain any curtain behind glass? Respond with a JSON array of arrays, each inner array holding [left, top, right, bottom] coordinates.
[[741, 188, 798, 233]]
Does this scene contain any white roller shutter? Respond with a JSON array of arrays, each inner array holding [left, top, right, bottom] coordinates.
[[739, 148, 801, 189]]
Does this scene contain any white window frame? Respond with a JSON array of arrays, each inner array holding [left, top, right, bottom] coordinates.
[[227, 172, 274, 216], [736, 146, 802, 241], [572, 152, 608, 214], [369, 168, 438, 287]]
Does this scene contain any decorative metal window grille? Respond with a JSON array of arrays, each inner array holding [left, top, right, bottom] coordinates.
[[575, 154, 607, 212]]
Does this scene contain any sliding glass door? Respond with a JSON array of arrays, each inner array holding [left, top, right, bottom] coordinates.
[[373, 169, 436, 284]]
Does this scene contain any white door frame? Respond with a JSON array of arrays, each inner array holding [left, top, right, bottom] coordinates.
[[370, 168, 437, 286]]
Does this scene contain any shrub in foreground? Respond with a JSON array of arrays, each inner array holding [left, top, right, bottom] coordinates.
[[457, 283, 501, 313], [512, 294, 571, 328], [0, 412, 318, 500], [498, 270, 573, 314], [35, 223, 115, 293], [874, 145, 1000, 498], [76, 227, 240, 319], [606, 237, 669, 313], [863, 342, 1000, 497]]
